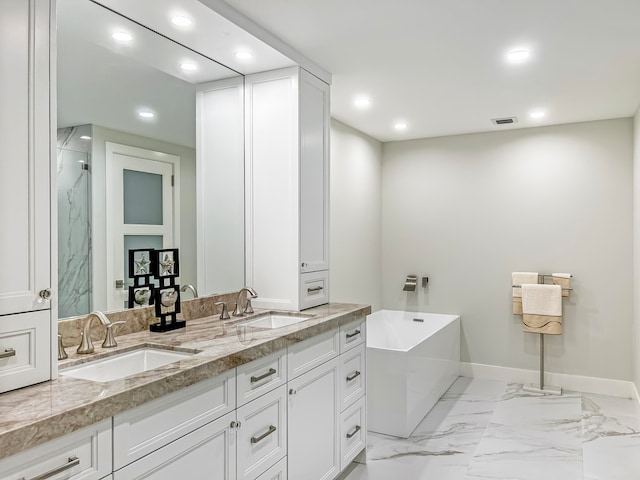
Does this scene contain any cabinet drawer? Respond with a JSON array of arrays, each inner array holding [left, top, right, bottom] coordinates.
[[114, 411, 236, 480], [287, 328, 339, 380], [0, 419, 111, 480], [113, 370, 235, 469], [0, 310, 50, 394], [299, 271, 329, 310], [237, 350, 287, 407], [256, 456, 287, 480], [339, 343, 366, 412], [340, 396, 366, 471], [339, 317, 365, 353], [237, 385, 287, 480]]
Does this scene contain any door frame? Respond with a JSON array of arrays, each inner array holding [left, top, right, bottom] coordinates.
[[104, 142, 180, 311]]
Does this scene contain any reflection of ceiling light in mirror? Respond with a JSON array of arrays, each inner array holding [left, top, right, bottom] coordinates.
[[180, 62, 198, 71], [138, 111, 155, 118], [530, 111, 545, 119], [354, 97, 371, 108], [80, 135, 92, 140], [171, 16, 192, 27], [507, 49, 530, 62], [235, 51, 254, 60], [112, 31, 133, 42], [394, 122, 408, 130]]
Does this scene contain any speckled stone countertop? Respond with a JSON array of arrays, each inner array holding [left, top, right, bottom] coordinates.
[[0, 302, 370, 460]]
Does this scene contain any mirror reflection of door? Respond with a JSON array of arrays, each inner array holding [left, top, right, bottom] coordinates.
[[105, 142, 180, 310]]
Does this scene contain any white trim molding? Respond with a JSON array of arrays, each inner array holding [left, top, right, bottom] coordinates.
[[461, 362, 636, 399]]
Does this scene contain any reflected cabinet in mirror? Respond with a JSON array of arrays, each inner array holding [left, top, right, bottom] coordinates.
[[57, 0, 245, 319]]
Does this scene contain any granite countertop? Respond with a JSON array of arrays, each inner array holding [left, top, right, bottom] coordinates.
[[0, 302, 370, 460]]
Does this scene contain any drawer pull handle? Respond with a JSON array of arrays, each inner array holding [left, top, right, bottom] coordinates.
[[345, 329, 361, 339], [0, 348, 15, 359], [250, 368, 277, 383], [307, 286, 323, 293], [29, 455, 80, 480], [346, 425, 361, 439], [251, 425, 277, 444], [346, 370, 361, 382]]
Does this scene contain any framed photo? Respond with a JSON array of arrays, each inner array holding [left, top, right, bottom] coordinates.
[[128, 248, 154, 278], [153, 248, 180, 278]]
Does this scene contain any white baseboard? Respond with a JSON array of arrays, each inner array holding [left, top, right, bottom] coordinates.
[[460, 362, 636, 399]]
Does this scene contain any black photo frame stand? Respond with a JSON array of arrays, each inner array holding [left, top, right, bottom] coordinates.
[[150, 248, 185, 333], [127, 249, 155, 309]]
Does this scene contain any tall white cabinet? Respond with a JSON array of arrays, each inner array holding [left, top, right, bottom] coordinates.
[[245, 67, 330, 311], [0, 0, 53, 393]]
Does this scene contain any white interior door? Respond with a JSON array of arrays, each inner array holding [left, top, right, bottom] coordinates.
[[105, 143, 180, 311]]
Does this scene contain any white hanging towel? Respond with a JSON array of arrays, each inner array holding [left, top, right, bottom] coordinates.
[[521, 284, 563, 335], [512, 272, 538, 315]]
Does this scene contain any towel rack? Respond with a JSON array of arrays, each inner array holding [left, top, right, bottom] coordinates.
[[512, 285, 572, 291], [538, 273, 573, 278]]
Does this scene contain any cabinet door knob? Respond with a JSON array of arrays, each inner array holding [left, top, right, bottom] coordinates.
[[230, 420, 241, 429], [289, 388, 297, 396], [39, 288, 52, 300]]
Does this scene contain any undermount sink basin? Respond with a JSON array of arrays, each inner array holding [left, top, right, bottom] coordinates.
[[60, 347, 195, 382], [239, 313, 313, 329]]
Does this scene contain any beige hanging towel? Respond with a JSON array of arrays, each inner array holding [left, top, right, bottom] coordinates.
[[552, 273, 572, 298], [521, 284, 563, 334], [512, 272, 538, 315]]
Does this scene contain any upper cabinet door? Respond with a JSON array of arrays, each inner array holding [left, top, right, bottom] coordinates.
[[0, 0, 52, 316], [299, 70, 330, 274]]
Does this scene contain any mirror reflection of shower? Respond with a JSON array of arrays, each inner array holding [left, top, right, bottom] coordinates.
[[57, 125, 92, 318]]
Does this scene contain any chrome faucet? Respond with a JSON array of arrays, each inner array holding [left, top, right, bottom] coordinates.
[[180, 284, 199, 299], [77, 311, 113, 354], [232, 287, 258, 316]]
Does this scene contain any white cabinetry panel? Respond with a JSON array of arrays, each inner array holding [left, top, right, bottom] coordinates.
[[0, 0, 51, 316], [114, 411, 236, 480], [0, 310, 50, 393], [288, 357, 340, 480], [113, 370, 235, 469], [236, 385, 287, 480], [0, 419, 111, 480]]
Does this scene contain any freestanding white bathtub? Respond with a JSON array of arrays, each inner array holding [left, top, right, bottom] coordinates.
[[367, 310, 460, 438]]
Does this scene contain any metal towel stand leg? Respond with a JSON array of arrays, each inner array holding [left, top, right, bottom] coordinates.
[[523, 333, 562, 395]]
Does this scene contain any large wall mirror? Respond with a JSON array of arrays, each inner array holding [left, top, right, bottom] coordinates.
[[57, 0, 245, 319]]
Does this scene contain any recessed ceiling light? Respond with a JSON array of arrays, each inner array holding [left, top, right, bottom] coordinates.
[[507, 49, 530, 62], [394, 122, 408, 130], [112, 31, 133, 42], [79, 135, 92, 140], [180, 62, 198, 71], [530, 111, 545, 119], [171, 16, 192, 27], [235, 51, 254, 60], [138, 111, 155, 119], [354, 97, 371, 108]]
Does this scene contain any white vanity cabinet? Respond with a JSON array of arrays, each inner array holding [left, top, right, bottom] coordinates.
[[245, 66, 330, 311], [114, 411, 237, 480], [0, 0, 53, 394], [0, 419, 112, 480]]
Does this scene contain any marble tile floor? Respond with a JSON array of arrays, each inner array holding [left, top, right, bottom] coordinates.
[[344, 377, 640, 480]]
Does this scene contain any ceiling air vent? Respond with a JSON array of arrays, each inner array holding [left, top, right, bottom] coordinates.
[[491, 117, 518, 125]]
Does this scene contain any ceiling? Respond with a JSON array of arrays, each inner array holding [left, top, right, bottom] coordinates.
[[222, 0, 640, 142]]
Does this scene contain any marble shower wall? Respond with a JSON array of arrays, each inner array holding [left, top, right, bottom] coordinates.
[[57, 126, 92, 319]]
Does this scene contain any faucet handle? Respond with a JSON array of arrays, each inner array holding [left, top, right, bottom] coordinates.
[[102, 321, 126, 348], [215, 301, 230, 320], [57, 334, 68, 360], [244, 297, 255, 314]]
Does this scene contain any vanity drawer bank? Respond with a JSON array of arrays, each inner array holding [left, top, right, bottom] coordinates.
[[0, 303, 370, 479]]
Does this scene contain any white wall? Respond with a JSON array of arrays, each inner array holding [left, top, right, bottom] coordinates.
[[382, 119, 633, 381], [330, 119, 383, 311], [633, 108, 640, 393]]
